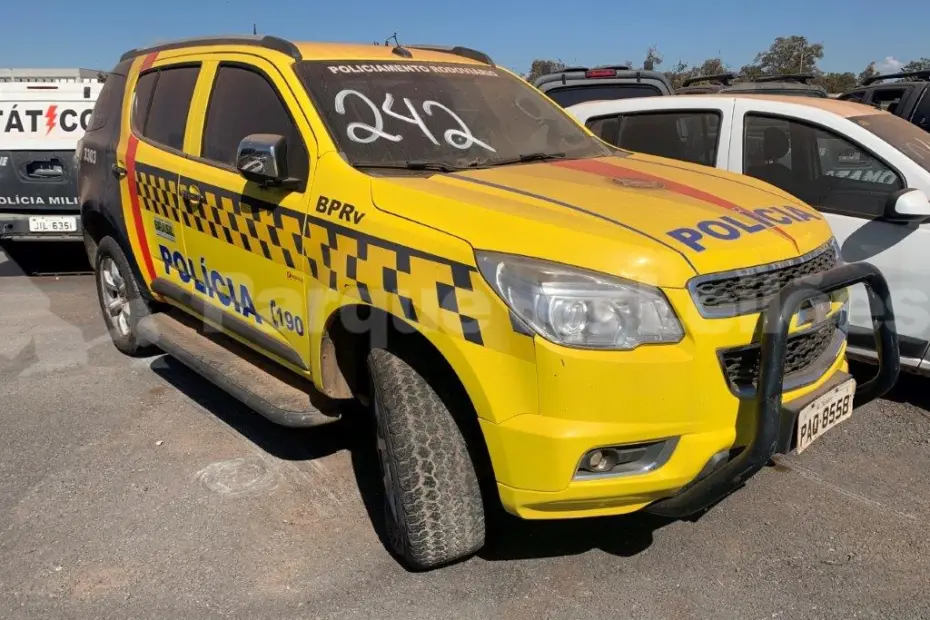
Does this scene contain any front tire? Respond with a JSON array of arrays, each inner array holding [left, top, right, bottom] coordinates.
[[94, 236, 157, 357], [367, 348, 485, 570]]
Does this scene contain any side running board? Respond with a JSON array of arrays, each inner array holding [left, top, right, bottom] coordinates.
[[137, 312, 340, 428]]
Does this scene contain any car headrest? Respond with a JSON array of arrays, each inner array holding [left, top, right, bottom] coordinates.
[[763, 127, 790, 161]]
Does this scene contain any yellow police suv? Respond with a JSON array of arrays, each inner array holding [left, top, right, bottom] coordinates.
[[77, 35, 900, 570]]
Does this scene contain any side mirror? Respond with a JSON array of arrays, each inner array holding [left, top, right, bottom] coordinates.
[[884, 188, 930, 224], [236, 134, 298, 189]]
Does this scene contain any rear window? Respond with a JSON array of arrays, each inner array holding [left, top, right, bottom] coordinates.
[[544, 84, 663, 107], [86, 74, 125, 132]]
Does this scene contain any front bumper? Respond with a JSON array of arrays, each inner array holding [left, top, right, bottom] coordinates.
[[485, 262, 899, 520], [0, 213, 83, 242], [645, 261, 898, 518]]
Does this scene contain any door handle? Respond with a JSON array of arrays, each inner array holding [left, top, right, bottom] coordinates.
[[181, 188, 203, 206], [111, 163, 127, 178]]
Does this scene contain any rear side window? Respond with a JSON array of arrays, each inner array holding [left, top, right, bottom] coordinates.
[[585, 115, 620, 143], [133, 65, 199, 151], [86, 75, 124, 132], [131, 72, 157, 136], [838, 90, 867, 104], [870, 88, 907, 114], [201, 64, 308, 180], [613, 111, 721, 166], [545, 84, 662, 107]]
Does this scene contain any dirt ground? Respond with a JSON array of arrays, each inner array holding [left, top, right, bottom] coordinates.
[[2, 242, 929, 620]]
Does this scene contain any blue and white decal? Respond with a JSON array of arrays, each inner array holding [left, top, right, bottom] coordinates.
[[665, 206, 821, 252]]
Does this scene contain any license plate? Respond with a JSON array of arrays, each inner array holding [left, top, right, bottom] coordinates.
[[796, 378, 856, 454], [28, 216, 77, 233]]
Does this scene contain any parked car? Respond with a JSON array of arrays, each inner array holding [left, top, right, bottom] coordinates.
[[567, 93, 930, 373], [837, 70, 930, 133], [79, 36, 898, 571], [533, 65, 673, 107], [677, 73, 828, 98], [0, 68, 105, 243]]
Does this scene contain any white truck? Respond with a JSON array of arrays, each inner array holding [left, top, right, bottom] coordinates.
[[0, 68, 105, 242]]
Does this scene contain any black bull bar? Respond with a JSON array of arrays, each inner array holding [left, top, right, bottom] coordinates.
[[647, 261, 900, 518]]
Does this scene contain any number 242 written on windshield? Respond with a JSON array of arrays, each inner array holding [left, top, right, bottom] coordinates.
[[334, 90, 496, 152]]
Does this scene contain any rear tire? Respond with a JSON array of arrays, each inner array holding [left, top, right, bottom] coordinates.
[[94, 236, 157, 357], [367, 348, 485, 570]]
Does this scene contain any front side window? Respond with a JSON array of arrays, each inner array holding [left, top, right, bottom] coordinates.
[[614, 111, 720, 166], [296, 60, 611, 172], [744, 113, 903, 218], [201, 64, 308, 179], [134, 65, 199, 150]]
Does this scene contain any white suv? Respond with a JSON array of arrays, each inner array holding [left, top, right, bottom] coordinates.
[[568, 94, 930, 373]]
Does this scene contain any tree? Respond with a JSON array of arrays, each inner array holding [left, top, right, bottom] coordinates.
[[664, 59, 690, 88], [815, 72, 858, 94], [901, 57, 930, 78], [526, 59, 565, 83], [748, 35, 825, 75], [858, 61, 879, 83], [739, 63, 764, 80], [644, 46, 663, 71]]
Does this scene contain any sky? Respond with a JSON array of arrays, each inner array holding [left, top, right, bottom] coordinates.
[[2, 0, 928, 77]]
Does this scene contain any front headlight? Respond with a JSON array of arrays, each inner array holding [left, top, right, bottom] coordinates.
[[476, 251, 684, 350]]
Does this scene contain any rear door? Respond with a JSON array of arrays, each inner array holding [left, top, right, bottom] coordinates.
[[115, 55, 199, 296], [175, 55, 316, 371], [78, 65, 128, 238]]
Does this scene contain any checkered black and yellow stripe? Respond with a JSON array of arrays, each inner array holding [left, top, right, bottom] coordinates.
[[134, 163, 533, 355]]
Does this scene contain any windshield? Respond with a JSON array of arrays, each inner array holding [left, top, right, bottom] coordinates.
[[850, 113, 930, 174], [296, 60, 611, 170], [545, 84, 663, 107]]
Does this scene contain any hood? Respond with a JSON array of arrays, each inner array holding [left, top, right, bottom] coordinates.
[[369, 154, 834, 288]]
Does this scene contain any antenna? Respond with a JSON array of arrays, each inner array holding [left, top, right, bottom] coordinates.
[[385, 32, 399, 47], [252, 23, 257, 35]]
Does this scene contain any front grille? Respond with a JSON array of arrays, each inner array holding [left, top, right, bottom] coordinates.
[[691, 244, 838, 317], [720, 320, 838, 393]]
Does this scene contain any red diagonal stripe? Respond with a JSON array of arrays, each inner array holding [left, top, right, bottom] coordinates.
[[125, 52, 159, 282], [552, 158, 799, 251]]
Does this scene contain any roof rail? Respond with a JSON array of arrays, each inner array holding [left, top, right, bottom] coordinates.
[[752, 73, 815, 84], [862, 69, 930, 85], [119, 34, 301, 62], [405, 45, 494, 66], [0, 67, 107, 83], [681, 72, 735, 87]]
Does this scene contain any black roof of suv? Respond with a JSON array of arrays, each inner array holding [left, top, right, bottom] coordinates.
[[676, 73, 828, 98], [533, 65, 674, 107]]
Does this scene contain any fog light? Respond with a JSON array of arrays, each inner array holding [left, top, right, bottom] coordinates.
[[581, 448, 619, 473], [576, 438, 680, 479]]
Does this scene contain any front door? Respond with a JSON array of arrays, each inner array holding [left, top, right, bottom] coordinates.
[[729, 101, 930, 362], [175, 56, 316, 373]]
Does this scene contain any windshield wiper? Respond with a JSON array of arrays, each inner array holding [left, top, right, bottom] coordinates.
[[469, 152, 568, 168], [354, 161, 462, 173]]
